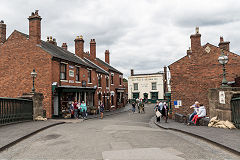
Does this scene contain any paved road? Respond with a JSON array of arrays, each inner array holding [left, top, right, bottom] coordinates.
[[0, 104, 239, 160]]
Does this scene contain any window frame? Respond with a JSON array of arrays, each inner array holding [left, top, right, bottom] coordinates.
[[88, 69, 92, 83], [133, 83, 138, 91], [60, 63, 67, 80], [76, 67, 80, 82], [152, 82, 157, 90]]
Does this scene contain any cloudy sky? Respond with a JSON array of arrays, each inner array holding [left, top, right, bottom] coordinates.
[[1, 0, 240, 78]]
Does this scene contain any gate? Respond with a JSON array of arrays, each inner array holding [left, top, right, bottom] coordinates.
[[231, 97, 240, 129], [0, 97, 33, 125]]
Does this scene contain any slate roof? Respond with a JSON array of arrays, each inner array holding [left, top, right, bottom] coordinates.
[[83, 58, 109, 75], [96, 58, 122, 74]]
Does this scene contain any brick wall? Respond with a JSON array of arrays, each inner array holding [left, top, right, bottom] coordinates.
[[169, 41, 240, 116], [0, 31, 53, 118]]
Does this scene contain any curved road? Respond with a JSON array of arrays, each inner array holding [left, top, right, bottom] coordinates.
[[0, 104, 239, 160]]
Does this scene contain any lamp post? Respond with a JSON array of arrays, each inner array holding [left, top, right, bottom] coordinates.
[[31, 68, 37, 92], [218, 49, 228, 87]]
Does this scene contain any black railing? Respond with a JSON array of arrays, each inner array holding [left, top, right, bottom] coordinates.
[[0, 97, 33, 125], [231, 97, 240, 129]]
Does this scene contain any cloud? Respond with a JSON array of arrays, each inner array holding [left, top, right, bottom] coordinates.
[[1, 0, 240, 79]]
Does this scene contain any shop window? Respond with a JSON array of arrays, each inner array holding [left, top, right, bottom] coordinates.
[[88, 69, 92, 83], [76, 67, 80, 81], [98, 75, 102, 87], [60, 63, 67, 80], [111, 74, 114, 84], [106, 76, 109, 88], [120, 77, 122, 85], [134, 83, 138, 90], [152, 82, 157, 90], [111, 95, 114, 106]]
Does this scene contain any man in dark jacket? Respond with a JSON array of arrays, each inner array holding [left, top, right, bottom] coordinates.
[[162, 102, 169, 123]]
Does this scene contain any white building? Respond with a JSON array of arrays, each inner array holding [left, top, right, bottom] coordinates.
[[128, 70, 165, 103]]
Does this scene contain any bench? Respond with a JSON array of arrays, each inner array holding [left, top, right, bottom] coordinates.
[[174, 113, 187, 123]]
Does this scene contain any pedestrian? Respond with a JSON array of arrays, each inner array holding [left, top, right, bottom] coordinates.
[[77, 100, 81, 118], [70, 101, 74, 118], [139, 101, 145, 114], [99, 101, 104, 119], [136, 98, 140, 113], [155, 108, 161, 122], [192, 103, 206, 125], [187, 101, 200, 125], [162, 102, 169, 123], [73, 100, 78, 119], [158, 101, 163, 114], [132, 101, 136, 113], [80, 101, 87, 119]]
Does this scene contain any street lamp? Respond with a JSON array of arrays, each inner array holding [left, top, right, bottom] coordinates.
[[218, 49, 228, 87], [31, 68, 37, 92]]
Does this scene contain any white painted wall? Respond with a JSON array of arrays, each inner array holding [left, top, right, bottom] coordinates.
[[128, 74, 164, 100]]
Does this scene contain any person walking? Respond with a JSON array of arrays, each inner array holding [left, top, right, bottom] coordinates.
[[73, 100, 78, 119], [132, 101, 136, 113], [99, 101, 104, 119], [80, 101, 87, 119], [162, 102, 169, 123], [158, 101, 163, 114]]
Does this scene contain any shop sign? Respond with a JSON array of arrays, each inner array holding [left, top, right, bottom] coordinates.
[[69, 65, 74, 69], [69, 70, 74, 77], [174, 100, 182, 108], [69, 80, 74, 83], [219, 91, 225, 104]]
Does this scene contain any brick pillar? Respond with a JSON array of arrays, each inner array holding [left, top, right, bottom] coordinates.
[[28, 10, 42, 44], [20, 92, 44, 119]]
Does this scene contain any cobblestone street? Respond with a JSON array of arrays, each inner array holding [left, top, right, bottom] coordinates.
[[0, 104, 239, 160]]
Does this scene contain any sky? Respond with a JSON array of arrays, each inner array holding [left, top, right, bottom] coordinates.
[[1, 0, 240, 78]]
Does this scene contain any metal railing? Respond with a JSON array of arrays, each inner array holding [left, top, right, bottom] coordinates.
[[0, 97, 33, 125]]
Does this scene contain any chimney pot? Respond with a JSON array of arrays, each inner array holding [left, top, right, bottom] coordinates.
[[219, 36, 230, 51], [131, 69, 134, 76], [105, 50, 110, 64], [190, 27, 201, 52], [0, 20, 6, 43]]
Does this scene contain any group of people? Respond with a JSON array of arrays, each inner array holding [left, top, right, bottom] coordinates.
[[154, 101, 169, 123], [70, 101, 88, 119], [187, 101, 206, 125], [70, 100, 105, 119], [131, 98, 145, 114]]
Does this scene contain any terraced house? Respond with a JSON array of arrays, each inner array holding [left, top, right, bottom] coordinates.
[[0, 11, 126, 118]]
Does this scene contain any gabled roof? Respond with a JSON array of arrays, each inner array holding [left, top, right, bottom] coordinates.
[[40, 41, 90, 67], [83, 58, 109, 75], [96, 58, 122, 74]]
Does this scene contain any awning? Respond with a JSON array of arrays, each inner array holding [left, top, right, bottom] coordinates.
[[57, 85, 97, 93]]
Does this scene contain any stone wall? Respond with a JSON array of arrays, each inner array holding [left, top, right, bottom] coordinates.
[[208, 87, 240, 121]]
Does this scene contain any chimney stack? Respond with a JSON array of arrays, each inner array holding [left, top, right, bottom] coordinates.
[[90, 39, 96, 61], [0, 20, 6, 44], [62, 43, 68, 50], [28, 10, 42, 44], [75, 35, 84, 58], [190, 27, 201, 52], [218, 36, 230, 51], [105, 50, 110, 64], [131, 69, 134, 76]]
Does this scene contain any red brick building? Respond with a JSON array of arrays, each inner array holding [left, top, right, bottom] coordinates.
[[0, 11, 126, 118], [169, 27, 240, 116]]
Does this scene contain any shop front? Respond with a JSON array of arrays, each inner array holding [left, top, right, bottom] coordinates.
[[53, 85, 96, 118], [116, 88, 125, 108]]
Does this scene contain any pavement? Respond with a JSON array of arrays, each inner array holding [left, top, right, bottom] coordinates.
[[0, 104, 131, 152], [155, 118, 240, 155]]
